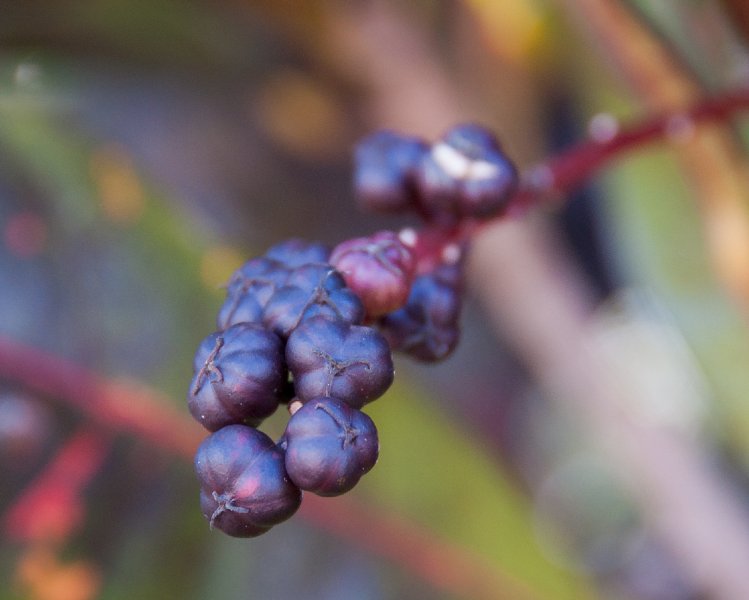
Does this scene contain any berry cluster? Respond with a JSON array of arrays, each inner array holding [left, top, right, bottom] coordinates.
[[188, 123, 517, 537]]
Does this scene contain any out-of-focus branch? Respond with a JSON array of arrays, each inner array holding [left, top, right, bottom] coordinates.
[[558, 0, 749, 321], [720, 0, 749, 48], [3, 426, 111, 544], [470, 221, 749, 599], [0, 336, 204, 458], [327, 2, 749, 597], [0, 335, 535, 600]]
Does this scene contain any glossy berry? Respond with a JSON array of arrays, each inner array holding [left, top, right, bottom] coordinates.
[[263, 264, 365, 339], [330, 231, 416, 317], [219, 257, 289, 330], [380, 264, 462, 362], [265, 238, 330, 267], [284, 397, 378, 496], [353, 130, 428, 213], [195, 425, 302, 537], [188, 323, 286, 431], [416, 123, 518, 219], [286, 316, 394, 408]]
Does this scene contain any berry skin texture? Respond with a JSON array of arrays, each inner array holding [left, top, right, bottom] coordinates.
[[265, 239, 330, 267], [262, 264, 365, 339], [330, 230, 416, 318], [380, 265, 462, 362], [416, 123, 518, 220], [353, 130, 428, 214], [286, 316, 394, 408], [195, 425, 302, 537], [218, 257, 289, 330], [188, 323, 287, 431], [284, 397, 378, 496]]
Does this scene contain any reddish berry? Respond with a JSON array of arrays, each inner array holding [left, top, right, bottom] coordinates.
[[330, 231, 416, 317]]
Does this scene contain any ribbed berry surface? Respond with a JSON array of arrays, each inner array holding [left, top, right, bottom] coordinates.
[[284, 397, 378, 496], [195, 425, 301, 537], [188, 323, 286, 431]]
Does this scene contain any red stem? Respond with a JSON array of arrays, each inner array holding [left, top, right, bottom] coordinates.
[[514, 89, 749, 208], [411, 88, 749, 270]]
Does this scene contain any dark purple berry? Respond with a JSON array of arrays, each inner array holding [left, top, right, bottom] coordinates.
[[286, 316, 394, 408], [380, 265, 462, 362], [353, 130, 428, 213], [416, 123, 518, 219], [219, 257, 290, 330], [195, 425, 302, 537], [265, 239, 330, 267], [284, 397, 378, 496], [188, 323, 286, 431], [263, 264, 365, 339], [330, 231, 416, 317]]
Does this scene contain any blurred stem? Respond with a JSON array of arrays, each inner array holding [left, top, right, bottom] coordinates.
[[0, 334, 538, 600], [557, 0, 749, 326], [3, 426, 111, 544], [470, 220, 749, 599], [509, 89, 749, 210], [719, 0, 749, 48]]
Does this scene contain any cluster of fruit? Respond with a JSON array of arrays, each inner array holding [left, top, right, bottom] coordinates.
[[188, 124, 518, 537]]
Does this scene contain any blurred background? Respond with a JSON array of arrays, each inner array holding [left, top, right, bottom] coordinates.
[[3, 1, 749, 599]]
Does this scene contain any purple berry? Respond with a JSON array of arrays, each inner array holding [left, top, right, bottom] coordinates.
[[188, 323, 286, 431], [265, 239, 330, 267], [286, 316, 394, 408], [263, 264, 365, 339], [195, 425, 302, 537], [353, 130, 428, 213], [330, 231, 416, 317], [380, 265, 462, 362], [219, 257, 289, 330], [284, 397, 378, 496], [416, 124, 518, 219]]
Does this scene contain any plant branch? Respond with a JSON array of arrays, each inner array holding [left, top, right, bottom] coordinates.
[[556, 0, 749, 321], [510, 88, 749, 211]]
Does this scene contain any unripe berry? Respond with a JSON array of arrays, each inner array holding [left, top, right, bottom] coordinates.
[[188, 323, 286, 431], [330, 231, 416, 317], [286, 316, 394, 408], [195, 425, 301, 537], [284, 397, 378, 496]]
